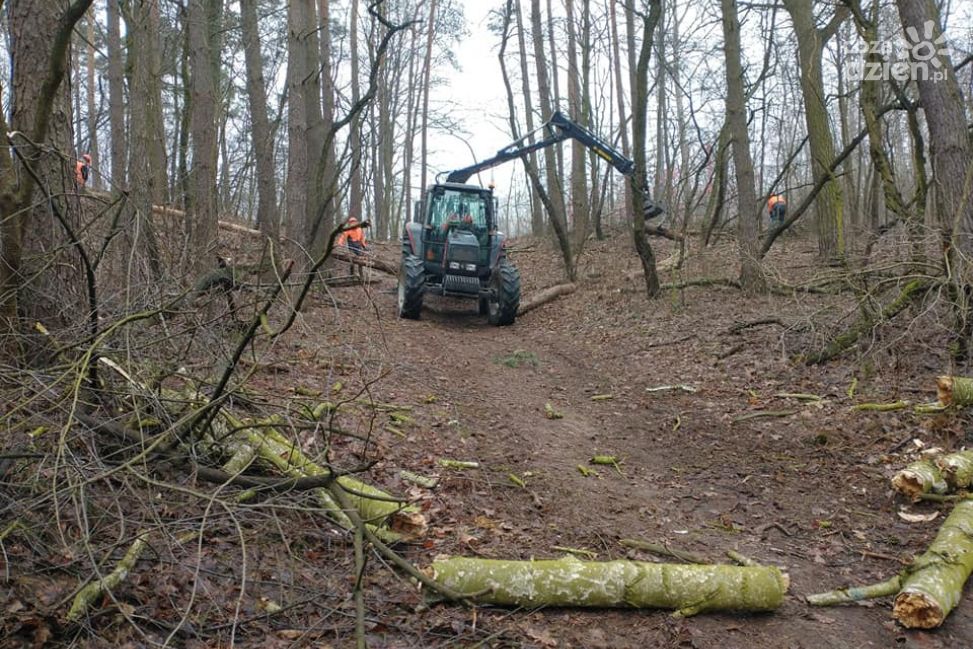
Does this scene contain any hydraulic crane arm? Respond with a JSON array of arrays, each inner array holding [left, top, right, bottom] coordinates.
[[443, 111, 663, 218]]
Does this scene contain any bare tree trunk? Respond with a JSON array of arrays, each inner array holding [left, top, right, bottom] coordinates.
[[896, 0, 973, 358], [515, 0, 543, 236], [565, 0, 589, 248], [530, 0, 573, 279], [348, 0, 364, 221], [631, 0, 662, 298], [721, 0, 764, 292], [783, 0, 847, 263], [308, 0, 339, 250], [240, 0, 280, 240], [146, 0, 168, 203], [107, 0, 126, 189], [608, 0, 632, 224], [285, 0, 309, 245], [187, 0, 220, 269], [419, 0, 437, 195], [85, 13, 99, 189], [126, 0, 165, 278], [0, 0, 92, 346]]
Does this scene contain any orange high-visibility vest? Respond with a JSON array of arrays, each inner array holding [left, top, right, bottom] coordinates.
[[337, 221, 366, 246], [767, 194, 786, 211]]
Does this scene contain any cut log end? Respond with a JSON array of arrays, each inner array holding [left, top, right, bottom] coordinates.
[[893, 590, 945, 629], [391, 511, 428, 540], [937, 376, 954, 406], [891, 471, 929, 502]]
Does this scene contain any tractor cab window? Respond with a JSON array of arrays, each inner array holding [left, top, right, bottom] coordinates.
[[429, 190, 488, 232]]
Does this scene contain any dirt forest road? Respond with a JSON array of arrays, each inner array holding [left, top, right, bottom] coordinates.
[[313, 235, 973, 648]]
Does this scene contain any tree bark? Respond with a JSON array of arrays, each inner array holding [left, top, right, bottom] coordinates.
[[430, 556, 788, 613], [187, 0, 220, 271], [630, 0, 662, 298], [240, 0, 280, 240], [107, 0, 126, 189], [0, 0, 92, 346], [893, 500, 973, 628], [285, 0, 309, 246], [721, 0, 764, 293], [895, 0, 973, 358], [783, 0, 847, 263], [530, 0, 573, 280]]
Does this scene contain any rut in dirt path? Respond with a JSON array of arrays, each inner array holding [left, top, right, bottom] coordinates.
[[410, 303, 675, 546]]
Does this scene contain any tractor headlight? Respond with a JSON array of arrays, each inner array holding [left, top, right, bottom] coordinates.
[[448, 261, 460, 270], [464, 263, 477, 272]]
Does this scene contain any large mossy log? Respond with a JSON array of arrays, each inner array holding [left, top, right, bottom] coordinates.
[[893, 500, 973, 628], [429, 556, 787, 614]]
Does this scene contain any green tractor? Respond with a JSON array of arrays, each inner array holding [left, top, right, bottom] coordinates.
[[397, 111, 663, 326], [398, 182, 520, 325]]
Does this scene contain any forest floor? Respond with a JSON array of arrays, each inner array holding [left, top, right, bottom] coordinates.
[[4, 226, 973, 648]]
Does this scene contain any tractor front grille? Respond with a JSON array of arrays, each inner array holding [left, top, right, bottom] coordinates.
[[442, 273, 481, 295]]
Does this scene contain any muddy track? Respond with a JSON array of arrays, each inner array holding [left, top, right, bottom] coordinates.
[[323, 240, 973, 648]]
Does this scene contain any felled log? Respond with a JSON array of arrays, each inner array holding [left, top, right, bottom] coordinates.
[[893, 500, 973, 628], [517, 283, 576, 316], [937, 376, 973, 407], [936, 451, 973, 490], [223, 413, 426, 540], [331, 247, 399, 275], [429, 556, 787, 615], [892, 459, 947, 502]]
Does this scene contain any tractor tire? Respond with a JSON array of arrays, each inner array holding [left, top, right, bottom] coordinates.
[[398, 255, 425, 319], [488, 260, 520, 326]]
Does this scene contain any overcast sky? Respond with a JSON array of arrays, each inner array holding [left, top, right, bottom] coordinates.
[[425, 2, 524, 191]]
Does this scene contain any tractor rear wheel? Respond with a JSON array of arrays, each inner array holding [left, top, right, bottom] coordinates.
[[398, 255, 424, 319], [488, 260, 520, 326]]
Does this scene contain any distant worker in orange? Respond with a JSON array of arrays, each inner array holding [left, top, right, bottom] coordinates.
[[767, 193, 786, 226], [336, 216, 368, 278], [75, 153, 91, 188]]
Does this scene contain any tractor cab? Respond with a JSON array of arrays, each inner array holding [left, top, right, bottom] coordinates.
[[399, 182, 520, 325], [418, 184, 494, 277]]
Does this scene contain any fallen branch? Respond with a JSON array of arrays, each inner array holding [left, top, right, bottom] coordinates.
[[67, 532, 149, 622], [803, 279, 929, 365], [807, 575, 902, 607], [619, 538, 709, 564], [428, 556, 788, 615], [852, 400, 910, 412], [517, 282, 576, 316]]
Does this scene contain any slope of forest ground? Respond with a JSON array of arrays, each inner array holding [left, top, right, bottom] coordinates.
[[3, 226, 973, 648]]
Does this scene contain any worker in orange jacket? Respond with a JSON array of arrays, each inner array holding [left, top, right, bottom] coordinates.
[[336, 216, 367, 277], [767, 193, 787, 226], [75, 153, 91, 188]]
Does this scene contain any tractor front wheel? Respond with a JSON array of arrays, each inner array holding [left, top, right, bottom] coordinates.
[[398, 255, 425, 319], [488, 260, 520, 326]]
